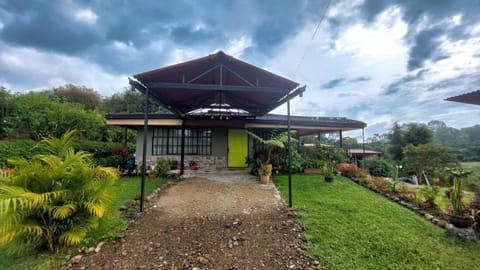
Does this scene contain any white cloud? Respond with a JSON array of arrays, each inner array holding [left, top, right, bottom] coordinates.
[[73, 9, 98, 25], [0, 43, 126, 96]]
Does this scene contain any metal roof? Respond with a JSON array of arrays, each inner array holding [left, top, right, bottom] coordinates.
[[130, 51, 304, 117], [445, 90, 480, 106]]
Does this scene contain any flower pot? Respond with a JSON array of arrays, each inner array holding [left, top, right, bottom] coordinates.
[[325, 176, 334, 183], [449, 215, 472, 228], [260, 174, 270, 184]]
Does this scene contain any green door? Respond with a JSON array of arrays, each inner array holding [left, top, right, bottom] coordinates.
[[228, 129, 248, 168]]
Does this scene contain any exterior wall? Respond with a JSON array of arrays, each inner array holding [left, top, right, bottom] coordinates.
[[135, 127, 229, 170]]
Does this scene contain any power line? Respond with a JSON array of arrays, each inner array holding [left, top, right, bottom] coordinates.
[[293, 0, 332, 78]]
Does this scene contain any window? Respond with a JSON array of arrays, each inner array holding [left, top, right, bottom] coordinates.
[[152, 128, 212, 155]]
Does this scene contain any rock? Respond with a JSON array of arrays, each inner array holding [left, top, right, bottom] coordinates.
[[95, 241, 105, 253], [424, 214, 434, 221], [192, 268, 201, 270], [85, 247, 95, 254], [116, 233, 125, 241], [313, 260, 320, 265], [196, 256, 209, 264], [437, 219, 448, 228], [70, 255, 82, 264]]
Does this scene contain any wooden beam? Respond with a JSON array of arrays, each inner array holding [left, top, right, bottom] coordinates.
[[144, 82, 288, 93]]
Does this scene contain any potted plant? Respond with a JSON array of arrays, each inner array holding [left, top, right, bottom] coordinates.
[[169, 159, 179, 170], [446, 168, 472, 228], [259, 164, 271, 184], [146, 164, 157, 178], [189, 160, 198, 170], [324, 162, 335, 182], [248, 130, 295, 174]]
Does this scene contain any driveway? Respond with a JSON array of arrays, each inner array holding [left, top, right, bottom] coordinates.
[[69, 176, 319, 269]]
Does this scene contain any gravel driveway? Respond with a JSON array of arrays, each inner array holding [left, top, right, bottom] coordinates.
[[68, 175, 320, 269]]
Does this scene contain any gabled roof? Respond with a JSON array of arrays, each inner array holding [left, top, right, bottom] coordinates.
[[130, 51, 304, 117], [446, 90, 480, 106]]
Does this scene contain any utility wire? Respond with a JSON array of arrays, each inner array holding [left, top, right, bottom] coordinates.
[[293, 0, 331, 78]]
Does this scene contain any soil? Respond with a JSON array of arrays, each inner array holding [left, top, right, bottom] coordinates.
[[67, 177, 321, 270]]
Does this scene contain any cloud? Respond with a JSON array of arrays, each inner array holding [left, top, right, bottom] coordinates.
[[322, 78, 346, 89], [0, 0, 479, 138], [0, 42, 125, 96]]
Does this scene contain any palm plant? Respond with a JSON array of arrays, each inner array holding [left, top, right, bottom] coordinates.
[[248, 130, 296, 165], [0, 130, 117, 253]]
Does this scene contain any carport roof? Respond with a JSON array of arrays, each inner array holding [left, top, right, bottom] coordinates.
[[129, 51, 304, 117], [446, 90, 480, 106]]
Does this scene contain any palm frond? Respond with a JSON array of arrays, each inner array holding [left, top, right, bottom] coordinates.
[[51, 204, 76, 220], [42, 129, 77, 158], [83, 202, 106, 218], [0, 224, 43, 245], [58, 227, 87, 245]]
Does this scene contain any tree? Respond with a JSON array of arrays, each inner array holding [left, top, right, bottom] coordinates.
[[0, 87, 17, 138], [403, 123, 433, 146], [0, 130, 117, 253], [364, 156, 394, 177], [102, 88, 167, 113], [388, 122, 404, 161], [48, 84, 102, 110], [10, 92, 105, 140], [403, 144, 457, 183]]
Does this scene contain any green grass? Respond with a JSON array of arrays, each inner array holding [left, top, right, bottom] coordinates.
[[274, 175, 480, 270], [0, 176, 167, 270]]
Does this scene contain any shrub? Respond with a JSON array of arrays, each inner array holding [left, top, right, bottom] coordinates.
[[370, 176, 392, 193], [0, 139, 42, 164], [365, 156, 394, 177], [0, 130, 117, 254], [419, 185, 440, 208], [396, 184, 418, 204], [338, 163, 362, 178]]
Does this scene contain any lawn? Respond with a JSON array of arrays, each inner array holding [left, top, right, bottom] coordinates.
[[0, 176, 167, 270], [274, 175, 480, 270]]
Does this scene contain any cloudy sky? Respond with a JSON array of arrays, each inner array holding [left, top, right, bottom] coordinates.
[[0, 0, 479, 139]]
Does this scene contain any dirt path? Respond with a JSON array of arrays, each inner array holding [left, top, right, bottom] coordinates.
[[68, 177, 319, 269]]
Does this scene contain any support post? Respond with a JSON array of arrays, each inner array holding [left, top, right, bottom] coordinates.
[[180, 120, 186, 175], [140, 87, 149, 212], [339, 130, 343, 148], [287, 98, 292, 208], [361, 128, 365, 170]]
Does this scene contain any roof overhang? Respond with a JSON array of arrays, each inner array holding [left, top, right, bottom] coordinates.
[[446, 90, 480, 106], [106, 113, 366, 137], [129, 51, 304, 117]]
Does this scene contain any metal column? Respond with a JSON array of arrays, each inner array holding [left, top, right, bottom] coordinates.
[[180, 121, 185, 175], [139, 87, 149, 212], [287, 98, 292, 208]]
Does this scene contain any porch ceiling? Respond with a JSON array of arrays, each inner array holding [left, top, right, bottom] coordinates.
[[130, 51, 304, 117]]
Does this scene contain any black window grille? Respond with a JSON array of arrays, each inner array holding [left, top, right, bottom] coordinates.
[[152, 128, 212, 155]]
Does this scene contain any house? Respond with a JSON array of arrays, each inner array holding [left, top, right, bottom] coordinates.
[[106, 51, 366, 173]]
